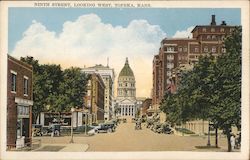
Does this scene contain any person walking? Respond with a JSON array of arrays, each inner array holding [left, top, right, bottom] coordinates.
[[230, 133, 236, 151]]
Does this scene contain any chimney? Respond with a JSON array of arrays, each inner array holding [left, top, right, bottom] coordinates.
[[210, 15, 216, 25], [221, 21, 227, 26]]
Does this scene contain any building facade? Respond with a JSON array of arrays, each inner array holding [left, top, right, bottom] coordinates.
[[84, 73, 105, 124], [7, 55, 33, 149], [115, 58, 137, 121], [140, 98, 152, 117], [152, 15, 236, 110], [82, 64, 115, 121]]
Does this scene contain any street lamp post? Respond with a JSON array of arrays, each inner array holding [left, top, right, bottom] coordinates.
[[69, 107, 75, 143], [85, 112, 87, 135], [207, 121, 211, 146]]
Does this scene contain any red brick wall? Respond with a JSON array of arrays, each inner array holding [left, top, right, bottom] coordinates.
[[7, 56, 33, 147]]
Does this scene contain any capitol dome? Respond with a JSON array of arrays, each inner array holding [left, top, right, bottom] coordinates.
[[117, 57, 136, 99], [119, 58, 134, 77]]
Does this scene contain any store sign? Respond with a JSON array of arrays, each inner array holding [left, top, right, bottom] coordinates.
[[15, 97, 33, 106]]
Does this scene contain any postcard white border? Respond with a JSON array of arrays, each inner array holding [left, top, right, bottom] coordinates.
[[0, 1, 249, 160]]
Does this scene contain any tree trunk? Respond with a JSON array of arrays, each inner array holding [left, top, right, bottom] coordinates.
[[215, 127, 218, 148], [225, 128, 232, 152]]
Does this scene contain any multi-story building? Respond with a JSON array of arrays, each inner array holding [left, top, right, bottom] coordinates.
[[84, 73, 105, 124], [7, 55, 33, 149], [115, 58, 137, 121], [152, 15, 236, 111], [82, 64, 115, 121], [140, 98, 152, 117]]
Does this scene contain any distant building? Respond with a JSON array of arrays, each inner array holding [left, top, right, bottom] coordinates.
[[82, 64, 115, 121], [7, 55, 33, 149], [84, 73, 105, 124], [152, 15, 237, 111], [140, 98, 152, 117], [115, 58, 137, 121]]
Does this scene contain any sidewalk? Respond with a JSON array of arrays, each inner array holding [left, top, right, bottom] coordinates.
[[33, 143, 89, 152]]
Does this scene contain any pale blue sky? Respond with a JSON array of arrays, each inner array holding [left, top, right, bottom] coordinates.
[[9, 8, 241, 52]]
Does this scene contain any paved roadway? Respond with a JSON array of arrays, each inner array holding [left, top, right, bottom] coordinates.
[[35, 122, 229, 152]]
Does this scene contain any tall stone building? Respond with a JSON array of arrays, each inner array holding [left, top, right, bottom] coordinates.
[[152, 15, 237, 112], [82, 64, 115, 121], [84, 73, 105, 123], [115, 58, 137, 121]]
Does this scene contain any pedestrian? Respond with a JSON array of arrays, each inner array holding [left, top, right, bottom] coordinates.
[[230, 133, 235, 151]]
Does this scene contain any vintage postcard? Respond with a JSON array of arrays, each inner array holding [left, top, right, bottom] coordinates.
[[0, 0, 249, 160]]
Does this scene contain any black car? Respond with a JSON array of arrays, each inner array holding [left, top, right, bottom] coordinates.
[[95, 123, 115, 133]]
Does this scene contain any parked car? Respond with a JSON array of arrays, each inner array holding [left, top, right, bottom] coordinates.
[[95, 123, 115, 133], [32, 124, 43, 137], [43, 124, 61, 136], [152, 123, 162, 133], [161, 123, 174, 134]]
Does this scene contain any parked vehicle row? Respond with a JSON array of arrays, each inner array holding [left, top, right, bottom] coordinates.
[[146, 122, 174, 134]]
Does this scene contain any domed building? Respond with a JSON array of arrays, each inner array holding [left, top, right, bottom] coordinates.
[[115, 58, 137, 120]]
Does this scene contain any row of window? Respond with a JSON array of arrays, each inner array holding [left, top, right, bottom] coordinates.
[[118, 83, 135, 87], [204, 35, 226, 41], [11, 71, 29, 96], [118, 90, 135, 96], [202, 27, 234, 33]]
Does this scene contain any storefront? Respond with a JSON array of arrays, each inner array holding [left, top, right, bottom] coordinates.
[[15, 97, 33, 148]]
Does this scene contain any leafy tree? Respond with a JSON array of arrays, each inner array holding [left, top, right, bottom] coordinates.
[[208, 27, 241, 151], [160, 26, 241, 152], [21, 57, 88, 122], [59, 67, 88, 112], [20, 56, 46, 122]]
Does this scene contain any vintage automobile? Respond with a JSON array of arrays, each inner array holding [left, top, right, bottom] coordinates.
[[43, 124, 61, 136], [161, 123, 174, 134], [95, 123, 115, 133], [32, 124, 43, 137]]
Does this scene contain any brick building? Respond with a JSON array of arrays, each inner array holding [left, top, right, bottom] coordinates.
[[140, 98, 152, 117], [152, 15, 236, 111], [7, 55, 33, 148], [81, 64, 115, 121], [84, 73, 105, 124]]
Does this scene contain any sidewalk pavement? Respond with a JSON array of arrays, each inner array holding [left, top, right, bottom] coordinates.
[[33, 143, 89, 152]]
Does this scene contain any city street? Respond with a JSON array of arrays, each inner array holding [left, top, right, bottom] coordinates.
[[33, 122, 230, 152]]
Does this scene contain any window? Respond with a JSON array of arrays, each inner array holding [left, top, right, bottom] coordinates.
[[220, 28, 224, 32], [183, 47, 188, 52], [194, 47, 199, 52], [212, 47, 217, 53], [230, 28, 234, 32], [167, 47, 175, 52], [167, 71, 171, 77], [17, 106, 29, 116], [202, 28, 207, 32], [207, 35, 211, 39], [24, 76, 28, 96], [11, 71, 17, 93], [212, 35, 216, 40], [178, 47, 182, 52], [211, 28, 215, 32], [204, 47, 208, 52]]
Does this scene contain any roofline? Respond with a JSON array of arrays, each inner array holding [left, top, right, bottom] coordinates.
[[191, 25, 238, 33]]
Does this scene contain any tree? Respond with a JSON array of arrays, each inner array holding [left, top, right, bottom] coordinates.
[[21, 56, 46, 122], [208, 27, 241, 151], [160, 26, 241, 152], [59, 67, 88, 112]]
